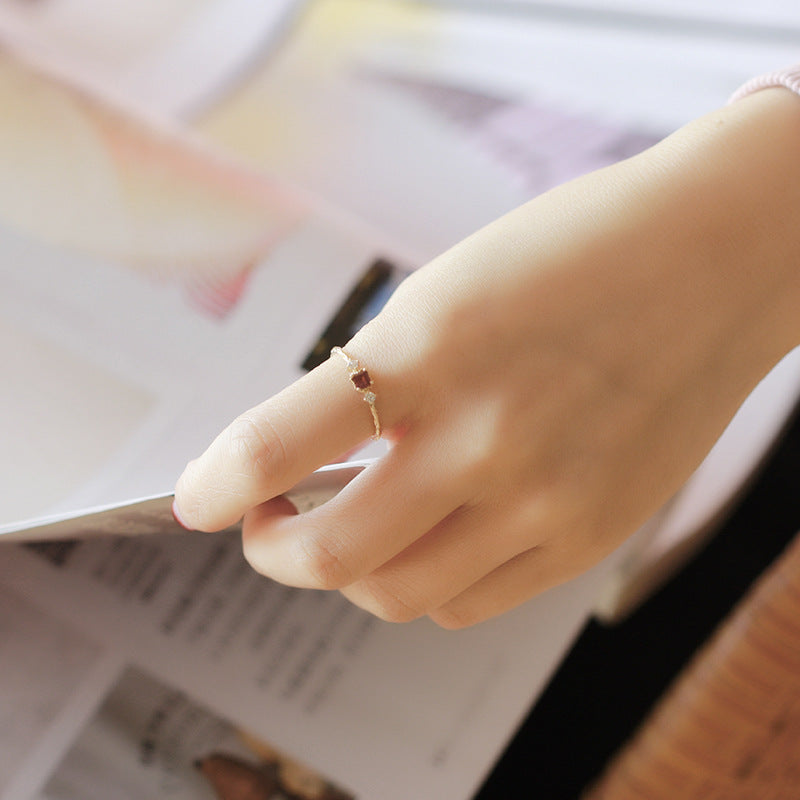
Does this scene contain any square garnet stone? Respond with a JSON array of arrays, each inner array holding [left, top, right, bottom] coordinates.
[[351, 369, 372, 390]]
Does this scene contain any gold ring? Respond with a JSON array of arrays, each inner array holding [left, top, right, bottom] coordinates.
[[331, 346, 381, 439]]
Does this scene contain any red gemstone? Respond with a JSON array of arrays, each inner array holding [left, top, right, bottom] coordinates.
[[351, 369, 372, 390]]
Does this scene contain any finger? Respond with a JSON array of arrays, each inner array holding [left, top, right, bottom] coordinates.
[[338, 501, 535, 623], [240, 436, 469, 591], [427, 537, 604, 629], [174, 350, 388, 531]]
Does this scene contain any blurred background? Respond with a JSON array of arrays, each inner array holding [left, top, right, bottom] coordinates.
[[4, 0, 800, 256]]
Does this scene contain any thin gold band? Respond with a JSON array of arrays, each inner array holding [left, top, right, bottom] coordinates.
[[331, 346, 381, 440]]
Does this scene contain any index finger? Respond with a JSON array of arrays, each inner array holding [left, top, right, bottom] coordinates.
[[173, 351, 386, 531]]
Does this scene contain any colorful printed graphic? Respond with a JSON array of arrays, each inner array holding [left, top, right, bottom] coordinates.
[[0, 51, 305, 318]]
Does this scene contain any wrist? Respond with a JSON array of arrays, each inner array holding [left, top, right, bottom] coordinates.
[[644, 87, 800, 384]]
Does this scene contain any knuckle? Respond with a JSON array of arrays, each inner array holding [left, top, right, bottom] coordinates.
[[355, 575, 426, 624], [225, 412, 291, 480], [291, 523, 356, 590]]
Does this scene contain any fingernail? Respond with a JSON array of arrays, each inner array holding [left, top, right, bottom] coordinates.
[[171, 499, 193, 531]]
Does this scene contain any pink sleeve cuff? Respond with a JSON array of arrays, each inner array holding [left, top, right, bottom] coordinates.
[[730, 65, 800, 103]]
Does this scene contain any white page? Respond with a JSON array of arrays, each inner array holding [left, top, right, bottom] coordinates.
[[0, 518, 629, 800], [0, 41, 409, 522], [0, 210, 385, 519]]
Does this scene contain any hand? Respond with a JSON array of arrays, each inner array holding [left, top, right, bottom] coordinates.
[[174, 89, 800, 627]]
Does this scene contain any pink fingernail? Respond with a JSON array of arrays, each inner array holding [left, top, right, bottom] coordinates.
[[171, 499, 193, 531]]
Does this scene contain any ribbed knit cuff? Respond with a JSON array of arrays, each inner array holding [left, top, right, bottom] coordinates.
[[730, 65, 800, 103]]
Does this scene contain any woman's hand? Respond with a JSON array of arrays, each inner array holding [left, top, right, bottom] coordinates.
[[174, 89, 800, 628]]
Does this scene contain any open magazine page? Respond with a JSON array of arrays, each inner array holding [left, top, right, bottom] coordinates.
[[0, 44, 401, 524], [0, 201, 392, 519], [0, 195, 389, 524], [0, 520, 628, 800]]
